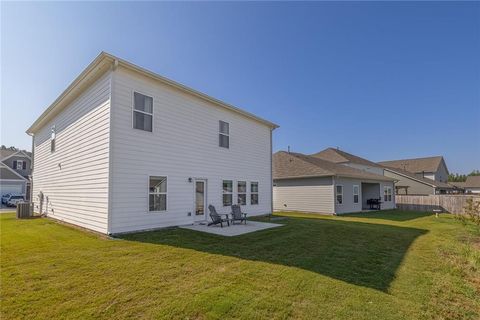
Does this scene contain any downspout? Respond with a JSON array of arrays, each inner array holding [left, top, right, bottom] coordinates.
[[28, 133, 34, 204], [106, 59, 118, 235], [332, 175, 336, 215], [270, 127, 273, 216]]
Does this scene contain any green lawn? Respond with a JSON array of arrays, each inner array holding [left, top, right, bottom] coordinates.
[[1, 211, 479, 319]]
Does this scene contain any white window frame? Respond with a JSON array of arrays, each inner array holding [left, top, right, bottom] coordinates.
[[50, 126, 56, 153], [250, 181, 259, 205], [15, 160, 24, 170], [353, 185, 359, 204], [384, 186, 392, 202], [237, 181, 247, 205], [219, 120, 229, 149], [222, 180, 233, 206], [148, 176, 167, 212], [336, 185, 343, 205], [132, 91, 154, 133]]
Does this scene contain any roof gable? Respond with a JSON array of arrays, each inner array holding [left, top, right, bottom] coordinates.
[[0, 164, 28, 181], [311, 148, 382, 168]]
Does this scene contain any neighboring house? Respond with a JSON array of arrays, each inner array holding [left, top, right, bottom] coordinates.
[[311, 147, 385, 175], [378, 156, 449, 183], [27, 52, 278, 234], [449, 182, 466, 194], [464, 176, 480, 194], [0, 149, 32, 199], [382, 167, 454, 195], [273, 151, 396, 214]]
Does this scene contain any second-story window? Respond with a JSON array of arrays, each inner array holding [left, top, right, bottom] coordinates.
[[219, 121, 229, 148], [50, 126, 56, 153], [14, 160, 26, 170], [133, 92, 153, 132]]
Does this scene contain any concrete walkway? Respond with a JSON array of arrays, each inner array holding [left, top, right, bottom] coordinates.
[[180, 220, 283, 237]]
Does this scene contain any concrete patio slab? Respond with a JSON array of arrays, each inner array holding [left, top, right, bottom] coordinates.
[[180, 220, 283, 237]]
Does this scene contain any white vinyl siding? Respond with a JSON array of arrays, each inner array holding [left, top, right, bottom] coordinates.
[[31, 72, 112, 233], [273, 177, 334, 214], [109, 66, 272, 233]]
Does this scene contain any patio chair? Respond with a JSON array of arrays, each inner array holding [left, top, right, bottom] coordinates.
[[230, 205, 247, 225], [208, 205, 229, 228]]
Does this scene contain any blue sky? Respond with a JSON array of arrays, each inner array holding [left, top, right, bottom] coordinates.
[[1, 2, 479, 173]]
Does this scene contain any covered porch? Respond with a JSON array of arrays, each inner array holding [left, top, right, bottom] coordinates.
[[361, 182, 381, 210]]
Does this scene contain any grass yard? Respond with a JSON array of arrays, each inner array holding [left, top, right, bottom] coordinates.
[[1, 210, 479, 319]]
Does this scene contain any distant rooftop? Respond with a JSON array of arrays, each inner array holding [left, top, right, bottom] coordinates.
[[378, 156, 445, 174]]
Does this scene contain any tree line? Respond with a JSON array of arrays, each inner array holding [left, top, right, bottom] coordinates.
[[448, 170, 480, 182]]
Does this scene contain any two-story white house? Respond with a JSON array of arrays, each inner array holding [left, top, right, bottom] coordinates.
[[27, 52, 278, 234]]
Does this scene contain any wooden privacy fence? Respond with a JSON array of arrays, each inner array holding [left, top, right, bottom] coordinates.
[[396, 195, 480, 214]]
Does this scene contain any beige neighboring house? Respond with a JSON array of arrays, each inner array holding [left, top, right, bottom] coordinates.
[[378, 156, 449, 183], [382, 166, 454, 195], [273, 151, 396, 214], [464, 176, 480, 194]]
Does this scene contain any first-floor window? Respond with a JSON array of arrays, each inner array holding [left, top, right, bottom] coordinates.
[[237, 181, 246, 205], [353, 185, 359, 204], [223, 180, 233, 206], [384, 186, 392, 202], [336, 185, 343, 204], [149, 176, 167, 211], [251, 182, 259, 205]]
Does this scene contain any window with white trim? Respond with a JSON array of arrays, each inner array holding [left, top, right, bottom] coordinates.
[[251, 182, 259, 205], [353, 185, 359, 204], [336, 185, 343, 204], [237, 181, 246, 205], [219, 121, 229, 148], [50, 126, 56, 153], [14, 160, 25, 170], [149, 176, 167, 211], [223, 180, 233, 206], [133, 92, 153, 132], [384, 186, 392, 202]]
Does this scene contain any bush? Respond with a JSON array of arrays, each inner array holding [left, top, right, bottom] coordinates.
[[460, 198, 480, 228]]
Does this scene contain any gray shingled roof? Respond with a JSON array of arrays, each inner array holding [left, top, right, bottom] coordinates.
[[311, 148, 382, 168], [273, 151, 394, 181], [465, 176, 480, 188], [378, 156, 444, 174]]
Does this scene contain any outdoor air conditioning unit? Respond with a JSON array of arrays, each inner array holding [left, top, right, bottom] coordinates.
[[16, 202, 33, 219]]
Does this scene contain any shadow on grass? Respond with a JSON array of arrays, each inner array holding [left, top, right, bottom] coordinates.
[[343, 210, 433, 222], [121, 216, 427, 292]]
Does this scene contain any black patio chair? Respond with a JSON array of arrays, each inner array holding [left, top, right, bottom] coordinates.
[[208, 205, 229, 227], [230, 205, 247, 225]]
